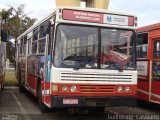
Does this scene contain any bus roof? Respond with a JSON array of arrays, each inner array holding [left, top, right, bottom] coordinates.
[[17, 7, 137, 40], [137, 22, 160, 32]]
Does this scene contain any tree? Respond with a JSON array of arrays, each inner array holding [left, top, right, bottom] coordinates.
[[0, 4, 37, 63], [0, 8, 13, 32], [1, 4, 37, 39]]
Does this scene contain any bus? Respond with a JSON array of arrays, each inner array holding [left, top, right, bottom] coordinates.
[[0, 16, 7, 91], [137, 23, 160, 104], [15, 7, 138, 112]]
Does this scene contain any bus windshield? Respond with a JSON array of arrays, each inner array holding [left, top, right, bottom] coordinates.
[[54, 24, 136, 70]]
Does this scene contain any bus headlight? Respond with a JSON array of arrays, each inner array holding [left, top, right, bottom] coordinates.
[[62, 85, 68, 92], [125, 86, 131, 92], [117, 86, 123, 92], [70, 85, 77, 92]]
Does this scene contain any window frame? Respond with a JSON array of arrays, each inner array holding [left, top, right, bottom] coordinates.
[[137, 32, 149, 60], [153, 40, 160, 59], [53, 24, 137, 70]]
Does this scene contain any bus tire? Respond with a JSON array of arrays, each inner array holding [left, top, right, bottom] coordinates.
[[19, 79, 25, 93], [19, 73, 25, 93], [19, 84, 25, 93], [38, 83, 49, 113]]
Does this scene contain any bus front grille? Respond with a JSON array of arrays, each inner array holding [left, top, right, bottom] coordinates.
[[79, 85, 115, 93], [60, 72, 133, 83]]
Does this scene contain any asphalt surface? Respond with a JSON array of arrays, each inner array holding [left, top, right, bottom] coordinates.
[[0, 89, 160, 120]]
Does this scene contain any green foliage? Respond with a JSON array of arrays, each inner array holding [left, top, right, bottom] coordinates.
[[0, 4, 37, 63], [0, 4, 37, 39], [5, 71, 18, 86], [6, 42, 14, 63]]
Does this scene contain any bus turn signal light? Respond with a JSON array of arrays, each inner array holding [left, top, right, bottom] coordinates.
[[52, 85, 58, 92]]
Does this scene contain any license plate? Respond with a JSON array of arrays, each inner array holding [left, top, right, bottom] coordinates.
[[63, 99, 78, 104]]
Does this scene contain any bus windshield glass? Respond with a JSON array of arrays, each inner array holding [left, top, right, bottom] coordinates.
[[54, 24, 135, 70]]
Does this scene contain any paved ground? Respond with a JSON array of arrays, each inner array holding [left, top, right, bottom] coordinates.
[[0, 89, 160, 120]]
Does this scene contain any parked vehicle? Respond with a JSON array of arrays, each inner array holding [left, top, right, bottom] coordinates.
[[0, 16, 7, 91], [15, 7, 138, 112], [137, 23, 160, 104]]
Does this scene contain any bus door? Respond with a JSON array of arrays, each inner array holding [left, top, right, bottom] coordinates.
[[43, 34, 51, 106], [150, 39, 160, 103]]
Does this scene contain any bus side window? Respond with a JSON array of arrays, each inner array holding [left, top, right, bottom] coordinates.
[[20, 37, 23, 55], [28, 39, 31, 55], [20, 37, 23, 46], [23, 36, 27, 54], [32, 42, 37, 54], [39, 21, 50, 38], [154, 41, 160, 58], [38, 21, 51, 53], [20, 46, 23, 55], [33, 28, 38, 41], [38, 38, 45, 53], [32, 28, 38, 54], [24, 36, 27, 44], [137, 33, 148, 59], [23, 45, 26, 55]]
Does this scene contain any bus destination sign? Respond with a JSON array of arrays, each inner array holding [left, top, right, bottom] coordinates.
[[62, 9, 134, 26], [62, 9, 103, 23]]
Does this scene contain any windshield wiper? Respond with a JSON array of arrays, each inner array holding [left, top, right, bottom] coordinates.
[[108, 61, 123, 72], [73, 57, 94, 70], [62, 55, 95, 70], [62, 54, 78, 61]]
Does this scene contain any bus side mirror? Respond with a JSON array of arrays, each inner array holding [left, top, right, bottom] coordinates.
[[1, 30, 8, 42]]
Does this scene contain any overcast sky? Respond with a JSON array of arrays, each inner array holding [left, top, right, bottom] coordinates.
[[0, 0, 160, 27]]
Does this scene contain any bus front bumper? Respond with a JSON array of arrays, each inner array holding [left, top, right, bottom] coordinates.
[[51, 96, 137, 108]]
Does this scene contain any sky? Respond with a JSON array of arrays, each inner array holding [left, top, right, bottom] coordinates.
[[0, 0, 160, 27]]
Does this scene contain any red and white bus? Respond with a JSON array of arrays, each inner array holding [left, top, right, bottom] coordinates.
[[0, 16, 7, 91], [15, 7, 138, 112], [137, 23, 160, 104]]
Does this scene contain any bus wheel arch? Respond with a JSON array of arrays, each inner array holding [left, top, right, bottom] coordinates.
[[37, 78, 49, 112]]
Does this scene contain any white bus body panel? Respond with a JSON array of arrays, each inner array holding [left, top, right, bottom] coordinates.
[[50, 66, 137, 85]]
